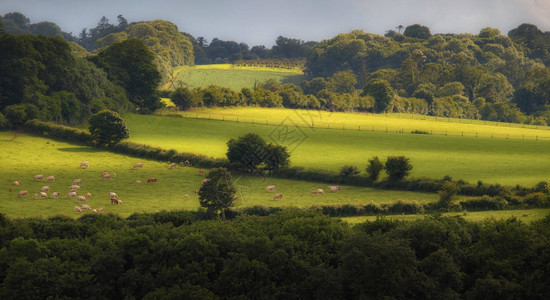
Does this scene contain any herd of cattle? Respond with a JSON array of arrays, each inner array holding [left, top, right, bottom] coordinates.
[[264, 184, 340, 200], [12, 159, 342, 214]]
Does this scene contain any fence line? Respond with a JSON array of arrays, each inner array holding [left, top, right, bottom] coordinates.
[[159, 111, 550, 142]]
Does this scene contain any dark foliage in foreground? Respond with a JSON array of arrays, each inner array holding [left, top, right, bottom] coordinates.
[[0, 210, 548, 299]]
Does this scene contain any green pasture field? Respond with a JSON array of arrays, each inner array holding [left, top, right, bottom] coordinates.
[[163, 64, 306, 90], [124, 111, 550, 187], [340, 208, 550, 224], [174, 107, 550, 140], [0, 132, 439, 218]]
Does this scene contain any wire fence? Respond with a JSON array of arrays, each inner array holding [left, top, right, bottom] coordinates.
[[155, 110, 550, 142]]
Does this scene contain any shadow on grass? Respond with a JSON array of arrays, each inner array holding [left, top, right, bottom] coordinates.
[[57, 147, 101, 153]]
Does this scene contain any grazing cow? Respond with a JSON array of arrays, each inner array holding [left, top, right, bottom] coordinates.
[[80, 161, 89, 168], [92, 208, 105, 213], [147, 178, 158, 183], [74, 206, 82, 213], [77, 196, 87, 202], [39, 192, 48, 198], [51, 192, 60, 198], [170, 163, 177, 168], [195, 189, 199, 194], [328, 186, 340, 192], [184, 194, 189, 197], [73, 179, 82, 185], [13, 181, 20, 185], [201, 179, 209, 185], [41, 186, 50, 192], [86, 192, 91, 199], [273, 193, 283, 200], [310, 190, 318, 194], [109, 192, 118, 198], [316, 189, 324, 195], [45, 176, 55, 182], [33, 174, 44, 181], [67, 191, 77, 198], [70, 185, 80, 190], [81, 204, 92, 210], [102, 171, 109, 176], [233, 195, 239, 200], [102, 173, 113, 180], [199, 169, 205, 176], [34, 194, 38, 199], [135, 180, 142, 183], [17, 190, 28, 197], [184, 160, 190, 166], [110, 197, 122, 205], [133, 163, 143, 169], [265, 185, 276, 192]]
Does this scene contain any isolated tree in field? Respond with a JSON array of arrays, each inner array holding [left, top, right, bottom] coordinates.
[[362, 79, 395, 113], [88, 110, 129, 146], [438, 181, 460, 209], [366, 156, 384, 181], [198, 168, 237, 221], [385, 156, 413, 181], [227, 133, 290, 173]]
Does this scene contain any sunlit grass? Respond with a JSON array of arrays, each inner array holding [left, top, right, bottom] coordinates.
[[0, 132, 438, 218], [339, 208, 550, 224], [125, 112, 550, 186]]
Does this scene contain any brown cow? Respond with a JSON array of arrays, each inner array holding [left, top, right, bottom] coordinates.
[[73, 179, 82, 185], [199, 169, 205, 176], [184, 160, 190, 166], [170, 163, 177, 168], [133, 162, 143, 169], [110, 197, 122, 205], [80, 161, 89, 168], [17, 190, 28, 197], [201, 179, 209, 185], [310, 190, 318, 194], [51, 192, 60, 198], [147, 178, 158, 183], [45, 176, 55, 182], [273, 193, 283, 200], [33, 174, 44, 181], [195, 189, 199, 194]]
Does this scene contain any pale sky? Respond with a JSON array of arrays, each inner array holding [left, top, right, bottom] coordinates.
[[1, 0, 550, 46]]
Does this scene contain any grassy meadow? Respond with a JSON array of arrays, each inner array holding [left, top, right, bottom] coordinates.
[[0, 131, 440, 218], [125, 110, 550, 186], [341, 208, 550, 224], [163, 64, 306, 90]]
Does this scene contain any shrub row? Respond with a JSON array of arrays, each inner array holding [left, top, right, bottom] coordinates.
[[24, 119, 93, 144], [311, 200, 425, 217], [460, 192, 550, 210]]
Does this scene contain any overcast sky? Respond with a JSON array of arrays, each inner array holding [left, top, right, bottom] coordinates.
[[2, 0, 550, 46]]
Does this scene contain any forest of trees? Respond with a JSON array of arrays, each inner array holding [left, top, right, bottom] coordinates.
[[4, 12, 550, 125], [0, 210, 548, 299]]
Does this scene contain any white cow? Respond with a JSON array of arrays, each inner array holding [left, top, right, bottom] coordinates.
[[328, 186, 340, 192], [133, 162, 143, 169], [109, 192, 118, 198], [41, 186, 50, 192], [39, 192, 48, 198], [74, 206, 82, 213], [45, 176, 55, 182], [67, 191, 77, 198], [33, 174, 44, 181], [73, 179, 82, 185], [51, 192, 60, 198], [265, 185, 276, 191], [77, 196, 87, 202], [80, 161, 89, 168]]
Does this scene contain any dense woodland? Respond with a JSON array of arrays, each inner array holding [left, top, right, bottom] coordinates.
[[0, 210, 549, 299], [3, 12, 550, 126]]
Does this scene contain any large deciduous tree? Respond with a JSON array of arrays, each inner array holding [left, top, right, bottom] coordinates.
[[198, 168, 237, 221], [88, 110, 129, 146], [385, 156, 413, 181], [226, 133, 290, 174], [92, 39, 161, 113]]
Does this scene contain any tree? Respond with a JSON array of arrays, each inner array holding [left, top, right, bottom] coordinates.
[[226, 133, 290, 173], [88, 110, 129, 146], [366, 156, 384, 181], [92, 39, 161, 113], [339, 165, 360, 177], [438, 181, 460, 209], [385, 156, 412, 181], [170, 87, 196, 110], [198, 168, 237, 221], [362, 79, 395, 112], [403, 24, 432, 39]]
